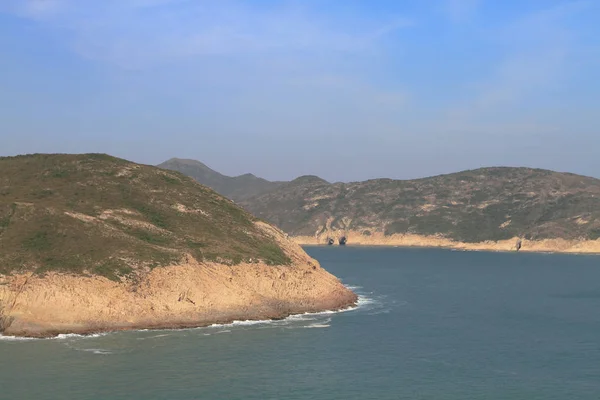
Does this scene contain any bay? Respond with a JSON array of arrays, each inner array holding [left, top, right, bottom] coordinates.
[[2, 247, 600, 399]]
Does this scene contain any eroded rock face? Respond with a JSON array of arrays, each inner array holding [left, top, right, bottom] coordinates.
[[0, 257, 356, 338], [0, 220, 357, 338]]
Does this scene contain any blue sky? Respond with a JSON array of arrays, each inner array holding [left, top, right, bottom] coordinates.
[[0, 0, 598, 181]]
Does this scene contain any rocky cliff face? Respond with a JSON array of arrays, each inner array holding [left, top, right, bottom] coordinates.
[[0, 154, 356, 337], [0, 222, 356, 338]]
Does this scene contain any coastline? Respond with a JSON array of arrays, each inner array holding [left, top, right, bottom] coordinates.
[[293, 232, 600, 255], [0, 225, 357, 338], [0, 304, 357, 340], [0, 295, 362, 341], [0, 259, 357, 338]]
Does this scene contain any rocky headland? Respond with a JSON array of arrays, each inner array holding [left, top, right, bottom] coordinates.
[[0, 154, 356, 338]]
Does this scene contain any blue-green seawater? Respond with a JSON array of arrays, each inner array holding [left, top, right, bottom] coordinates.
[[2, 247, 600, 399]]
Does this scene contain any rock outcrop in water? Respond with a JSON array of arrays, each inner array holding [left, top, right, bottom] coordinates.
[[0, 154, 356, 338]]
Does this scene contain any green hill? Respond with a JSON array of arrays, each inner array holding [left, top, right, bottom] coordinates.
[[0, 153, 290, 280], [238, 167, 600, 242]]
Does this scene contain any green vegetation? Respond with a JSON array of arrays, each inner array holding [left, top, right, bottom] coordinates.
[[0, 153, 291, 278], [92, 260, 134, 282], [128, 203, 170, 229], [0, 203, 16, 229], [231, 166, 600, 243], [258, 243, 292, 266], [22, 230, 53, 251], [587, 228, 600, 240], [161, 174, 181, 185], [128, 229, 172, 245]]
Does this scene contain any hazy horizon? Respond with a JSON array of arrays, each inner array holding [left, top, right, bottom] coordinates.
[[3, 152, 598, 183], [1, 1, 598, 182], [159, 156, 600, 183]]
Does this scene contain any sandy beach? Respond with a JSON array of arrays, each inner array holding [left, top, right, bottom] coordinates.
[[293, 231, 600, 255]]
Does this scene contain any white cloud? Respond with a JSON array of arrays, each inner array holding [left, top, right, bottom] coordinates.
[[0, 0, 413, 143], [3, 0, 413, 69]]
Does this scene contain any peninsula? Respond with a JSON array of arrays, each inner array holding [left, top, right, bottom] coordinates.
[[0, 154, 356, 338]]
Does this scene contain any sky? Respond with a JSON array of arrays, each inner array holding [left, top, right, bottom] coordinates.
[[0, 0, 598, 182]]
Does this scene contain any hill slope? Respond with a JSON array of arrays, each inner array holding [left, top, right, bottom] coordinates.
[[239, 167, 600, 245], [0, 154, 356, 337], [0, 154, 290, 277], [158, 158, 282, 201]]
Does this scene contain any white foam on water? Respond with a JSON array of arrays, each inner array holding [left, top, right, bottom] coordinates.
[[345, 285, 363, 291], [1, 332, 107, 342], [304, 323, 330, 329], [136, 333, 172, 340], [356, 294, 377, 308], [207, 319, 273, 329], [55, 333, 107, 340], [231, 320, 271, 326], [303, 318, 331, 329], [198, 301, 361, 332], [214, 330, 231, 334], [77, 348, 113, 355], [148, 333, 171, 338], [284, 314, 317, 321], [2, 285, 380, 342], [0, 334, 37, 341]]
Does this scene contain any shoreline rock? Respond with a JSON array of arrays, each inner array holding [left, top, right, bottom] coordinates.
[[293, 231, 600, 255], [0, 257, 357, 338]]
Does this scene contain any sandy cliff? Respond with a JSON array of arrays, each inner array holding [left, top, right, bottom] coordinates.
[[0, 223, 356, 338]]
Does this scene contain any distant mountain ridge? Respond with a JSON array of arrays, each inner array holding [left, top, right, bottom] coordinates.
[[159, 159, 600, 245], [158, 158, 283, 201]]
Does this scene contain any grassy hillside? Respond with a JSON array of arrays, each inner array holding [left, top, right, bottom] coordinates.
[[158, 158, 282, 201], [0, 154, 290, 279], [239, 167, 600, 242]]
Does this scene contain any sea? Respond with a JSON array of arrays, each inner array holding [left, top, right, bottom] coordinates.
[[2, 247, 600, 400]]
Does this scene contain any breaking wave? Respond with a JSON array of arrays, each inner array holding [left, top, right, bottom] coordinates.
[[0, 283, 381, 342], [0, 335, 37, 341], [0, 332, 107, 342]]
